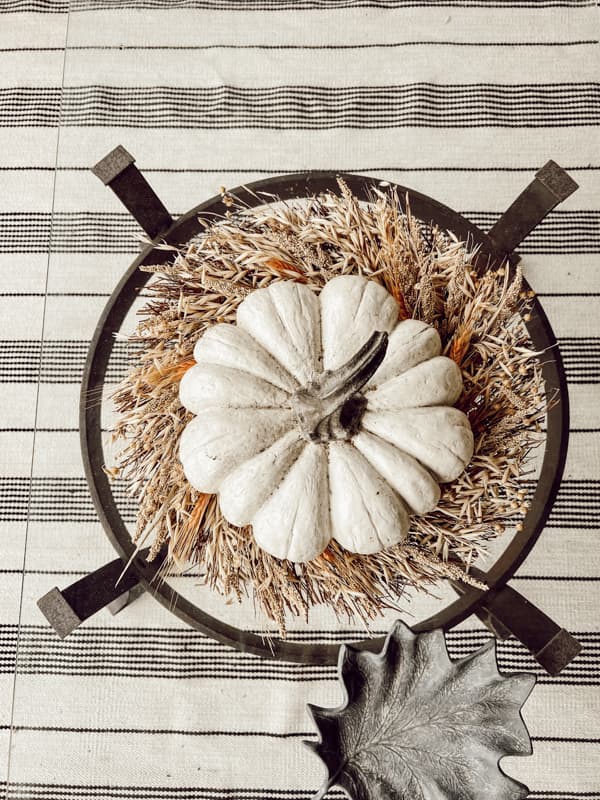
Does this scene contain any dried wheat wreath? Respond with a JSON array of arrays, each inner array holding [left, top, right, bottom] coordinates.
[[111, 181, 544, 636]]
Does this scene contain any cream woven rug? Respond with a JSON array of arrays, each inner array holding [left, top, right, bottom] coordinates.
[[1, 1, 599, 798]]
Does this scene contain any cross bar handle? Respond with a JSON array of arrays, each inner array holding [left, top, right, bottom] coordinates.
[[487, 160, 578, 259], [92, 145, 174, 240]]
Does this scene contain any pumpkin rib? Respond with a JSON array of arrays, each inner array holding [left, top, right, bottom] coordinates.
[[277, 288, 320, 380], [179, 362, 292, 415], [295, 282, 324, 376], [252, 443, 331, 563], [328, 442, 409, 555], [368, 320, 441, 388], [320, 275, 398, 372], [237, 281, 321, 384], [179, 408, 295, 494], [365, 356, 463, 412], [218, 431, 306, 527], [193, 323, 298, 393], [353, 431, 440, 516], [362, 407, 474, 484]]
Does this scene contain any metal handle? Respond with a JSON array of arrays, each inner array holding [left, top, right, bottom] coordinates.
[[92, 145, 174, 239], [487, 160, 578, 260], [37, 557, 143, 638], [480, 584, 581, 676], [453, 580, 582, 676]]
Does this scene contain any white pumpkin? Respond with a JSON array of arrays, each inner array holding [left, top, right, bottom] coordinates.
[[179, 276, 474, 563]]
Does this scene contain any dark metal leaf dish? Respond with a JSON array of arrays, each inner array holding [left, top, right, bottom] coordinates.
[[306, 620, 535, 800]]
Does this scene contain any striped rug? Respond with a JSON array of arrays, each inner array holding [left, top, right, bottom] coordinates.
[[1, 1, 599, 798]]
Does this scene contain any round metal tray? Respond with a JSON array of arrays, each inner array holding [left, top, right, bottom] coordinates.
[[77, 164, 573, 667]]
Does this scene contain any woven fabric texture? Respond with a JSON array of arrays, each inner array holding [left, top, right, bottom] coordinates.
[[1, 1, 599, 798]]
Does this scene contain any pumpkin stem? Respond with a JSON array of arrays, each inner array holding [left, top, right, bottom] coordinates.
[[292, 331, 388, 442]]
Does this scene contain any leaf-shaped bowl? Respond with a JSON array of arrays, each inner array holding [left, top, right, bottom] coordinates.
[[307, 619, 536, 800]]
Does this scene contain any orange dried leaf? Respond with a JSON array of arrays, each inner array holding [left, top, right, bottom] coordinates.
[[187, 493, 212, 531], [265, 258, 308, 282], [170, 493, 213, 565], [144, 357, 195, 388], [449, 329, 472, 367], [320, 547, 337, 564], [381, 274, 411, 320], [392, 287, 411, 321]]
